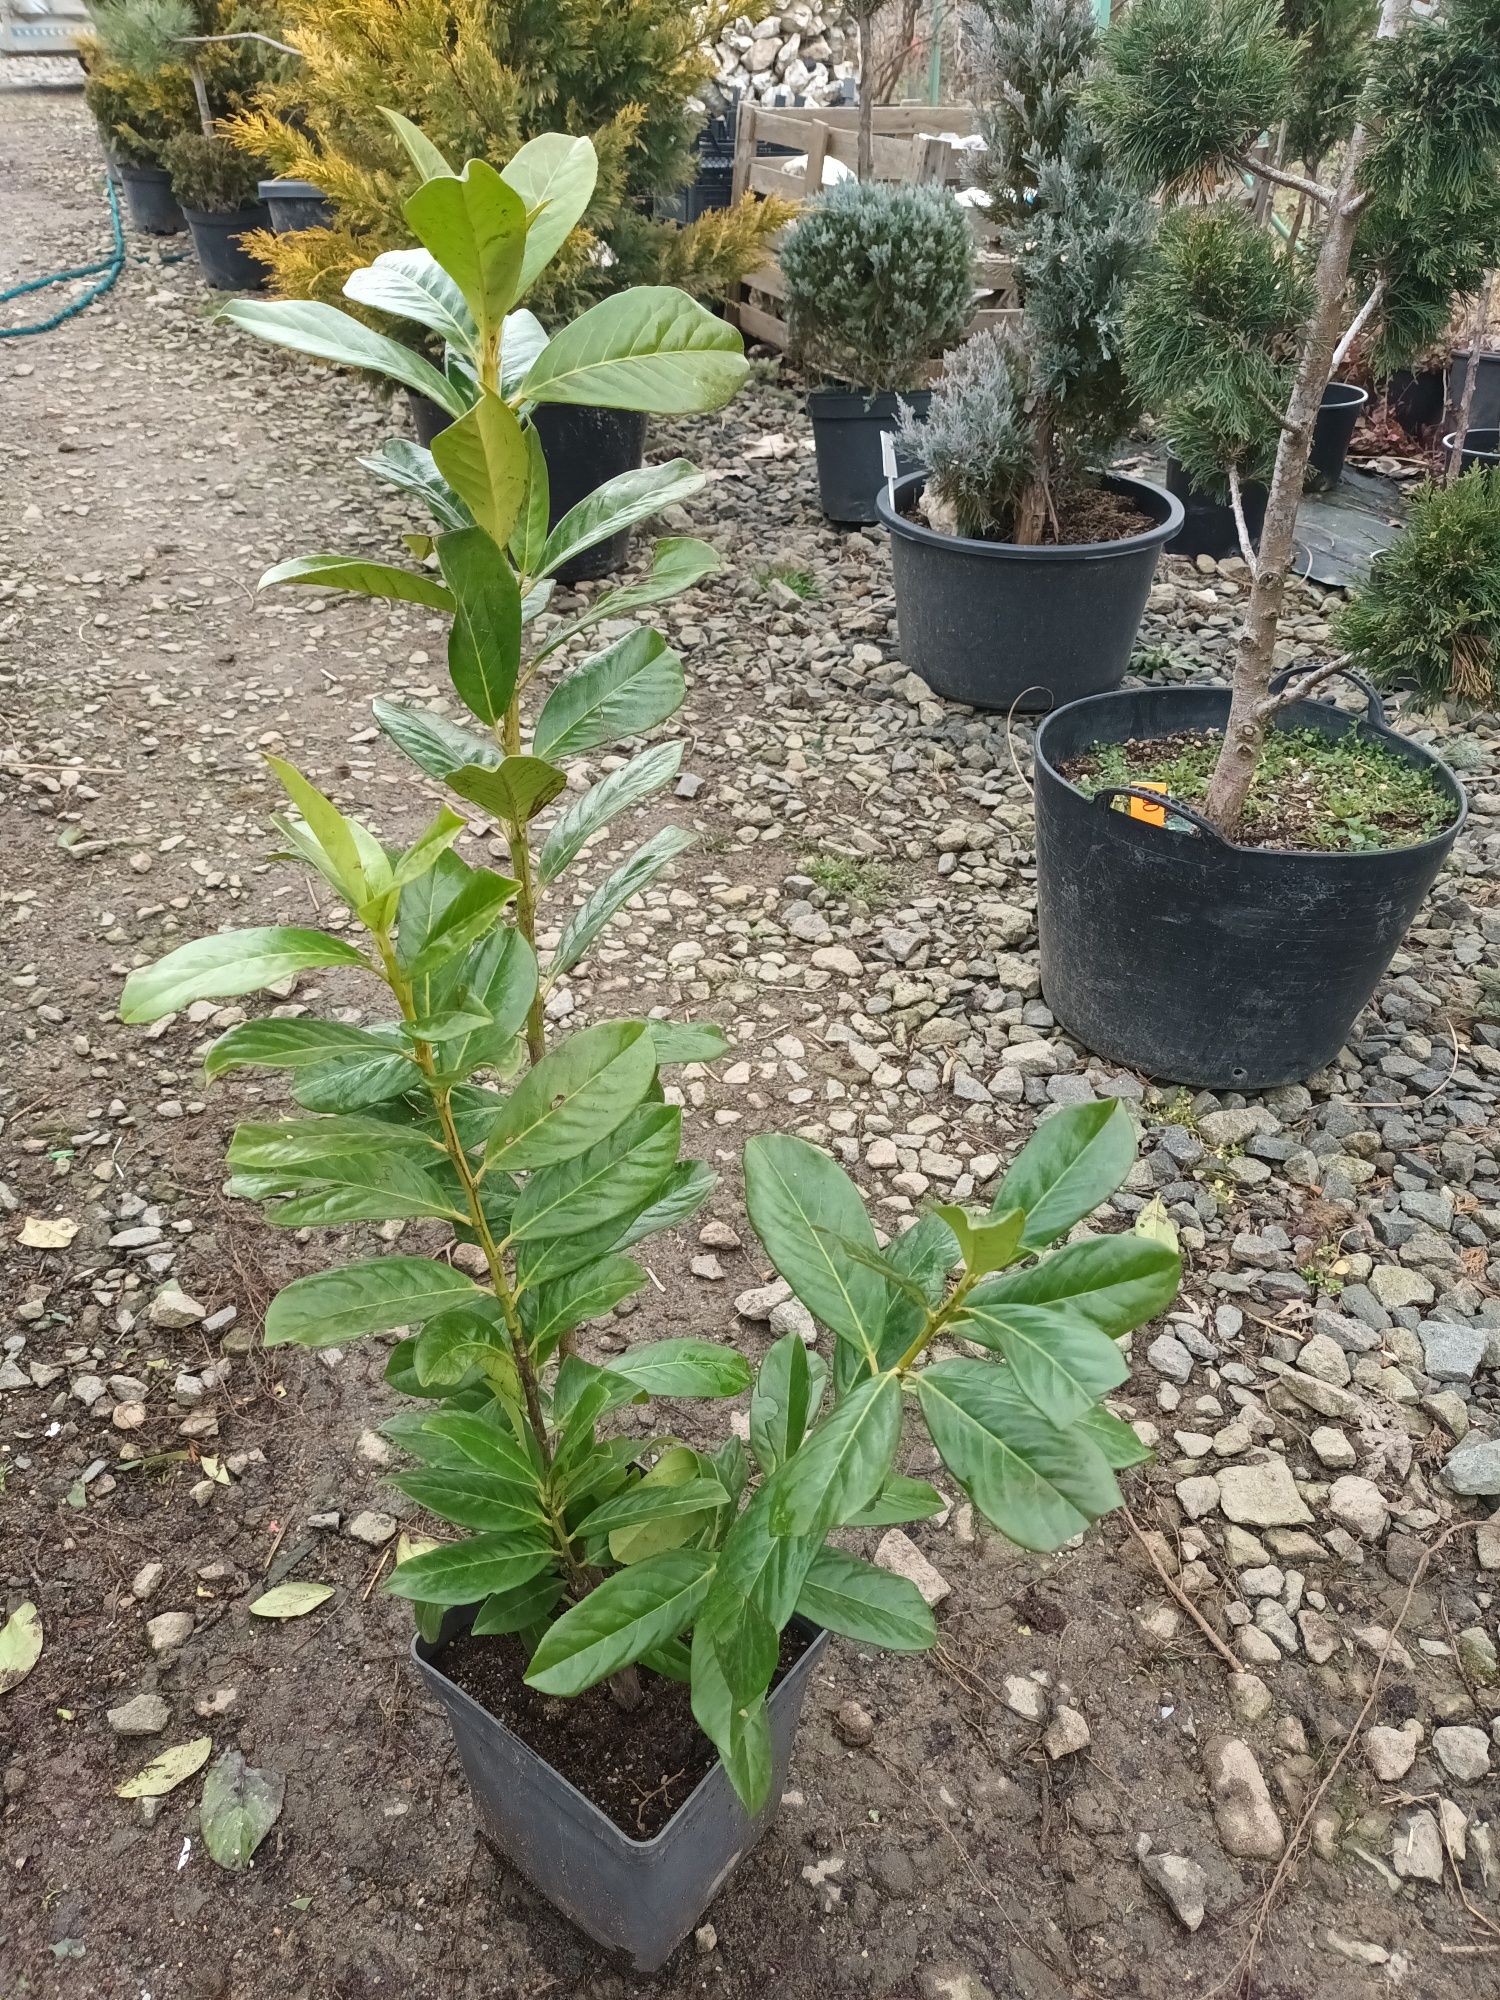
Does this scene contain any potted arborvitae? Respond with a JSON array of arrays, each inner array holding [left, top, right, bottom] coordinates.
[[118, 125, 1179, 1969], [777, 180, 976, 525], [162, 130, 274, 288], [1337, 465, 1500, 707], [875, 0, 1174, 712], [81, 0, 288, 286], [1026, 0, 1498, 1091]]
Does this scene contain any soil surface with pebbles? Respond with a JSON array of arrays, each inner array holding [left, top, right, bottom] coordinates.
[[4, 88, 1500, 2000]]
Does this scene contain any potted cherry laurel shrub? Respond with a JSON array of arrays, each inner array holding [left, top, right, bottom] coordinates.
[[118, 124, 1179, 1971], [777, 179, 975, 526], [878, 0, 1178, 712], [1028, 0, 1491, 1090]]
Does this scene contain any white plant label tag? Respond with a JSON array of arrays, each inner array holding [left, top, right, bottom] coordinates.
[[880, 430, 898, 508]]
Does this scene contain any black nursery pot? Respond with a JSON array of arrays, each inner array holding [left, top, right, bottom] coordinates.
[[1307, 380, 1368, 489], [183, 204, 272, 291], [1448, 348, 1500, 433], [875, 470, 1182, 713], [532, 402, 651, 582], [1033, 676, 1467, 1089], [414, 1610, 830, 1973], [1164, 455, 1267, 560], [1387, 365, 1445, 441], [258, 178, 334, 233], [807, 388, 930, 526], [117, 162, 184, 235], [1442, 427, 1500, 474], [411, 398, 652, 581]]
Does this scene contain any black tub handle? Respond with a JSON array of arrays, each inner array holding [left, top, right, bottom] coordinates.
[[1094, 785, 1234, 845], [1268, 663, 1386, 730]]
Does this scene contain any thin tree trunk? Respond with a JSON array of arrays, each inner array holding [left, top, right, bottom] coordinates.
[[1202, 0, 1409, 835], [857, 4, 875, 181], [188, 58, 214, 139], [1446, 271, 1495, 484]]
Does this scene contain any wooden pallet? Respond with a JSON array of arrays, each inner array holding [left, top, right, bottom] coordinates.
[[728, 100, 1019, 356]]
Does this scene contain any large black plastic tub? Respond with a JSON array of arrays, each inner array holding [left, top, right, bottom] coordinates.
[[415, 1610, 829, 1972], [808, 388, 929, 525], [183, 204, 271, 290], [1442, 427, 1500, 474], [1034, 677, 1466, 1088], [877, 470, 1182, 713]]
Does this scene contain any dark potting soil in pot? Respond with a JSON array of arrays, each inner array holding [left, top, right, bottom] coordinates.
[[1060, 724, 1455, 852], [906, 481, 1154, 547], [437, 1623, 811, 1839]]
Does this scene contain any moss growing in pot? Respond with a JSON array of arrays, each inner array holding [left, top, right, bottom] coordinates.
[[778, 180, 976, 394], [1337, 466, 1500, 707]]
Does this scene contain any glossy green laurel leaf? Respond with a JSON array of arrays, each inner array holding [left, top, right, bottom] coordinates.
[[216, 298, 464, 412], [436, 526, 523, 726], [915, 1358, 1122, 1552], [795, 1547, 937, 1651], [484, 1019, 657, 1172], [258, 553, 453, 610], [524, 1549, 715, 1695], [766, 1370, 902, 1538], [521, 286, 748, 413], [119, 928, 366, 1024], [263, 1257, 483, 1349], [993, 1099, 1138, 1249], [533, 626, 685, 763]]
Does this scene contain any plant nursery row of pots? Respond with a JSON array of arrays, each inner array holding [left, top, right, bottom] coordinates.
[[92, 0, 1500, 1974]]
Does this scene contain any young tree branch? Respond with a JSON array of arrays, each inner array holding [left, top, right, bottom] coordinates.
[[1331, 279, 1385, 371], [1254, 656, 1353, 717], [1236, 151, 1336, 209], [1446, 270, 1495, 484], [1227, 463, 1259, 577]]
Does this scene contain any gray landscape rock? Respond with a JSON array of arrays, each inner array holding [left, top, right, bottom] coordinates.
[[1216, 1459, 1313, 1529], [107, 1693, 170, 1736], [1140, 1851, 1208, 1931], [1203, 1736, 1284, 1860], [1326, 1475, 1389, 1543], [1432, 1725, 1491, 1782], [1419, 1320, 1488, 1382], [1443, 1436, 1500, 1496]]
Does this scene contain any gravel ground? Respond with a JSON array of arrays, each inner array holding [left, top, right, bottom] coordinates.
[[3, 89, 1499, 2000]]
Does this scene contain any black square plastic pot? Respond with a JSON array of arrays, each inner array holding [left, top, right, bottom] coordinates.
[[406, 399, 649, 584], [1448, 349, 1500, 433], [183, 204, 272, 291], [413, 1610, 829, 1973], [807, 388, 929, 525], [1164, 455, 1266, 560], [875, 470, 1182, 713], [1033, 678, 1467, 1088]]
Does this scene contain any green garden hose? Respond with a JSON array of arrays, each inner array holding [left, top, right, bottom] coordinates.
[[0, 173, 125, 338]]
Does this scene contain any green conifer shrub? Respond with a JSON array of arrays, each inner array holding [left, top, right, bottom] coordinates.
[[777, 180, 976, 394], [1337, 468, 1500, 707]]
